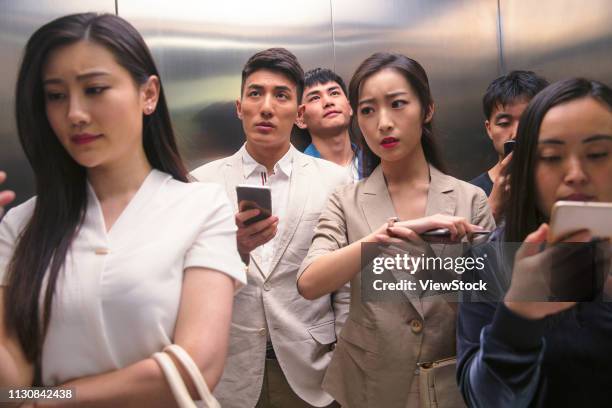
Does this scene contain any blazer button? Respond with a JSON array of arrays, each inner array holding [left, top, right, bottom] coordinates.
[[409, 319, 423, 334], [263, 282, 271, 291], [258, 328, 267, 336]]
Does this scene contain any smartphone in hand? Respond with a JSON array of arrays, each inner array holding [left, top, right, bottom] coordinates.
[[236, 185, 272, 226], [503, 140, 516, 157], [549, 201, 612, 241]]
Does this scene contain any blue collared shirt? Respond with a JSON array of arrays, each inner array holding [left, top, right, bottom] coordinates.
[[303, 143, 364, 181]]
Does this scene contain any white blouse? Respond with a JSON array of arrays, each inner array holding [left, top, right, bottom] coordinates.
[[0, 170, 246, 385]]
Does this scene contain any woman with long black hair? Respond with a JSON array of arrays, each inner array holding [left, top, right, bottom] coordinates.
[[0, 13, 245, 406], [457, 78, 612, 407], [297, 52, 495, 408]]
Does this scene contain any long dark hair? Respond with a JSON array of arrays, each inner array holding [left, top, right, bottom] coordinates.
[[347, 52, 446, 177], [6, 13, 188, 381], [505, 78, 612, 242]]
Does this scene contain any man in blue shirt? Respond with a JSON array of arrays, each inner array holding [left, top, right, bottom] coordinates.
[[297, 68, 362, 181]]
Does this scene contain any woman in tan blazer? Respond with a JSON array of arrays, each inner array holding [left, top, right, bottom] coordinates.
[[298, 53, 495, 408]]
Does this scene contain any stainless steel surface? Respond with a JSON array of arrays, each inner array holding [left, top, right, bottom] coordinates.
[[118, 0, 335, 169], [500, 0, 612, 84], [1, 0, 611, 211], [331, 0, 502, 179], [0, 0, 116, 210]]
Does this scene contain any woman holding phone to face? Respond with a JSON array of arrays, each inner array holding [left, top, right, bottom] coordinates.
[[297, 53, 495, 408], [0, 13, 245, 406], [457, 78, 612, 407]]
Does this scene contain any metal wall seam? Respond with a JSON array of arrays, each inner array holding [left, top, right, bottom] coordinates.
[[496, 0, 506, 75], [330, 0, 337, 72]]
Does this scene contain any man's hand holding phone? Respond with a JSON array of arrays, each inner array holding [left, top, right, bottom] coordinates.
[[235, 208, 278, 264], [488, 152, 512, 223]]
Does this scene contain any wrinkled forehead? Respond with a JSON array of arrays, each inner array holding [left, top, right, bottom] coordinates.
[[243, 68, 298, 92], [304, 80, 345, 94], [42, 40, 119, 80]]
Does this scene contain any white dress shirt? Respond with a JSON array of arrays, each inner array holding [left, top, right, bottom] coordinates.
[[240, 144, 293, 277], [0, 169, 246, 386]]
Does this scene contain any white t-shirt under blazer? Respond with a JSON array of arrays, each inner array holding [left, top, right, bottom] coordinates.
[[0, 169, 246, 386]]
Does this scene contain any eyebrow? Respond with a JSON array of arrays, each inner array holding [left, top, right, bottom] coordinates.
[[305, 89, 321, 99], [43, 71, 111, 85], [358, 91, 409, 106], [247, 84, 293, 93], [538, 139, 565, 145], [494, 112, 512, 121], [538, 134, 612, 145], [583, 134, 612, 143]]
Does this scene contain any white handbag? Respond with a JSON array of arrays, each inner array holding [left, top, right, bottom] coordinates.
[[152, 344, 221, 408]]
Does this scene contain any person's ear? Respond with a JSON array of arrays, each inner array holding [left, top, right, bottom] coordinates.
[[296, 104, 308, 129], [424, 103, 435, 124], [485, 120, 493, 140], [141, 75, 160, 115], [235, 98, 243, 120]]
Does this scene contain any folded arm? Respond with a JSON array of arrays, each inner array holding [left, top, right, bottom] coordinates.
[[22, 267, 234, 408]]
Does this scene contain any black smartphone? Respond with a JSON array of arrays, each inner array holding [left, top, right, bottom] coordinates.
[[236, 185, 272, 226], [421, 228, 491, 243], [503, 140, 516, 157]]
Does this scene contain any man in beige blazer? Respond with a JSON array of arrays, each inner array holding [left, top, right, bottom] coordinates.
[[192, 48, 349, 408]]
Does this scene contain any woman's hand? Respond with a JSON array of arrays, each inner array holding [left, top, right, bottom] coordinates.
[[372, 214, 484, 245], [0, 171, 16, 217], [504, 223, 603, 320]]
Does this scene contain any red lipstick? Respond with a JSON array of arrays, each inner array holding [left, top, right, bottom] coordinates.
[[71, 133, 102, 145], [380, 137, 399, 149]]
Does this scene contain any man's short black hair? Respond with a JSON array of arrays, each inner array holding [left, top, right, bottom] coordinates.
[[482, 70, 549, 119], [241, 47, 304, 102], [304, 68, 348, 98]]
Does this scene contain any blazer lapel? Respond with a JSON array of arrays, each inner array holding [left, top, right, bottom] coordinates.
[[358, 166, 425, 317], [425, 165, 456, 219], [223, 152, 243, 212], [360, 166, 397, 232], [266, 152, 309, 278], [223, 150, 266, 277]]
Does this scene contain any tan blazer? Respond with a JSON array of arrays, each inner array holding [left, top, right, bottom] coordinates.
[[299, 165, 495, 408], [192, 147, 350, 408]]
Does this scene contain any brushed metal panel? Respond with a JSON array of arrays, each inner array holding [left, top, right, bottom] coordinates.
[[500, 0, 612, 84], [118, 0, 334, 169], [331, 0, 502, 180], [0, 0, 116, 210]]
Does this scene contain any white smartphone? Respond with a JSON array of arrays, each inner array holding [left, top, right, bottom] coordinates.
[[549, 201, 612, 241]]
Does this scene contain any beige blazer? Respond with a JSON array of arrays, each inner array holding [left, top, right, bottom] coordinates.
[[300, 165, 495, 408], [192, 147, 350, 408]]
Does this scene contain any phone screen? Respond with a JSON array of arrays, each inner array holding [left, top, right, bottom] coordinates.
[[503, 140, 516, 157]]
